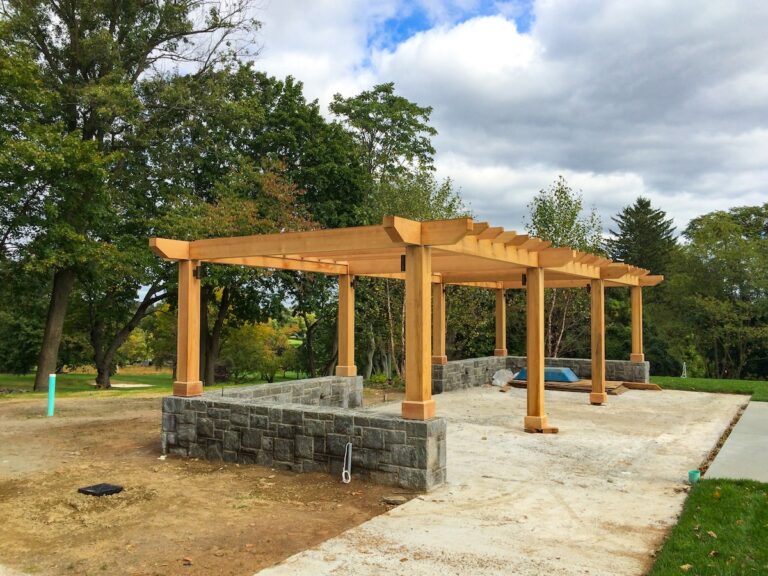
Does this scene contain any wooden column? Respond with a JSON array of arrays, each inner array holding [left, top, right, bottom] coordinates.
[[524, 268, 556, 432], [335, 274, 356, 377], [431, 283, 447, 364], [402, 245, 436, 420], [174, 260, 203, 397], [630, 286, 644, 363], [494, 288, 508, 356], [590, 279, 607, 405]]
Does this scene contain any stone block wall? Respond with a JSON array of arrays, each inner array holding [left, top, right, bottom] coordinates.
[[432, 355, 650, 391], [506, 356, 649, 383], [161, 376, 446, 491], [432, 356, 508, 394], [219, 375, 363, 408]]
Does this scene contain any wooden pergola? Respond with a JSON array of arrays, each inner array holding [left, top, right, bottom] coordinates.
[[150, 216, 662, 432]]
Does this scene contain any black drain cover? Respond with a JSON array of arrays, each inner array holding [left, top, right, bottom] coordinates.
[[78, 483, 123, 497]]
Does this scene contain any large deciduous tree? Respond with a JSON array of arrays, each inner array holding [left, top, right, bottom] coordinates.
[[525, 176, 603, 358], [670, 205, 768, 378], [0, 0, 258, 390]]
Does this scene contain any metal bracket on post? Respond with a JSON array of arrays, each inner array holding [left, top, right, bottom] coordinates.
[[522, 273, 527, 286], [193, 264, 203, 279], [400, 254, 406, 272]]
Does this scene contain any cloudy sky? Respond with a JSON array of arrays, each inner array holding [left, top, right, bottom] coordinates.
[[249, 0, 767, 233]]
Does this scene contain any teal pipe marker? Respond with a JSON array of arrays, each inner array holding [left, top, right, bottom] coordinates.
[[47, 373, 56, 417], [688, 469, 700, 484]]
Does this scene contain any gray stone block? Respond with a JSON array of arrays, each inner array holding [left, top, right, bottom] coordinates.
[[177, 424, 196, 445], [196, 417, 214, 438], [230, 411, 249, 427], [162, 413, 176, 432], [333, 414, 354, 435], [178, 410, 196, 425], [242, 429, 262, 450], [223, 431, 239, 452], [392, 444, 418, 467], [283, 410, 303, 426], [327, 433, 350, 456], [295, 435, 313, 459], [274, 438, 294, 462], [383, 429, 406, 446], [250, 414, 269, 429], [399, 467, 427, 490], [305, 419, 326, 437], [362, 428, 385, 449]]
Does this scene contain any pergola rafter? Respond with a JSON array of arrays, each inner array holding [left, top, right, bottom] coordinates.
[[150, 215, 662, 432]]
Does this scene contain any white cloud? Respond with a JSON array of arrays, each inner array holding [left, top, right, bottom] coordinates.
[[252, 1, 768, 233]]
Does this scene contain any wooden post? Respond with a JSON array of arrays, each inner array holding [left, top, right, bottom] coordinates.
[[402, 245, 436, 420], [335, 274, 356, 377], [432, 283, 447, 364], [524, 268, 556, 432], [590, 279, 607, 405], [174, 260, 203, 397], [630, 286, 644, 363], [494, 288, 507, 356]]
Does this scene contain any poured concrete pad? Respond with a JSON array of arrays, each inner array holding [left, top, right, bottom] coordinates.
[[258, 387, 746, 576], [706, 402, 768, 482]]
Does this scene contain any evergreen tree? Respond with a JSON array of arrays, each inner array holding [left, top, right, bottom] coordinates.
[[606, 197, 676, 275]]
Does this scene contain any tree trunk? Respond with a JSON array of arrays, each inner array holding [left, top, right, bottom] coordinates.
[[363, 331, 375, 379], [93, 284, 166, 389], [324, 318, 339, 376], [384, 280, 401, 378], [545, 289, 557, 357], [34, 268, 77, 391], [204, 286, 230, 385], [552, 290, 572, 358], [303, 314, 318, 377]]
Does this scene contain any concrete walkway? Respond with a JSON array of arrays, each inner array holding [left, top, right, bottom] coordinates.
[[257, 387, 745, 576], [706, 401, 768, 482]]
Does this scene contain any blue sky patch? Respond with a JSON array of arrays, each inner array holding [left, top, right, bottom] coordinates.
[[372, 0, 535, 52]]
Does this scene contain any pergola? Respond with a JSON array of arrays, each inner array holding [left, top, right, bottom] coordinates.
[[150, 216, 662, 433]]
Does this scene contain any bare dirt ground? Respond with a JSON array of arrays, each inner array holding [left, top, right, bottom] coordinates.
[[0, 395, 402, 576]]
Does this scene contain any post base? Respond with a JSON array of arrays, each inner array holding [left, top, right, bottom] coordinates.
[[630, 353, 645, 363], [173, 381, 203, 397], [524, 415, 558, 433], [493, 349, 508, 357], [431, 355, 448, 365], [401, 399, 437, 420], [335, 365, 357, 377], [590, 392, 608, 405]]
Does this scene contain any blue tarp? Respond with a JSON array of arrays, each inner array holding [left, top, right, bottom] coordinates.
[[515, 367, 579, 383]]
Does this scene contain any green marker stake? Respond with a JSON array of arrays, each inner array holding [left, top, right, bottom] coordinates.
[[47, 373, 56, 417]]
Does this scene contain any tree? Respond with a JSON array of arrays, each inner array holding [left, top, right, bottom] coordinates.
[[606, 197, 676, 275], [0, 0, 259, 391], [604, 197, 678, 371], [329, 82, 437, 181], [525, 176, 603, 357], [669, 205, 768, 378]]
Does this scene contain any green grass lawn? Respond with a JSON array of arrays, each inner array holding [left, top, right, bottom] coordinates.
[[648, 479, 768, 575], [0, 370, 306, 400], [652, 376, 768, 401]]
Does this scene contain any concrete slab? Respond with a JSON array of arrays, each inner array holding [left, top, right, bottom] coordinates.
[[257, 387, 746, 576], [706, 401, 768, 482]]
